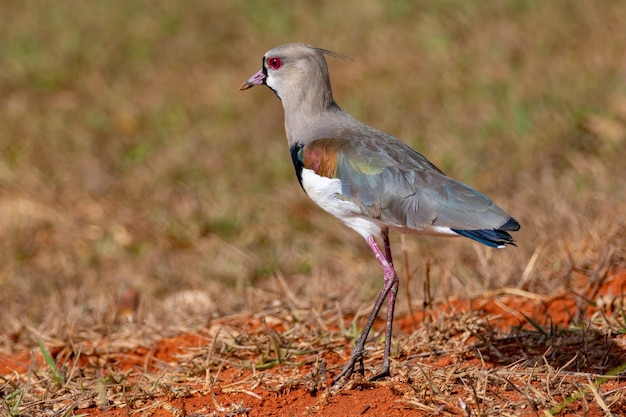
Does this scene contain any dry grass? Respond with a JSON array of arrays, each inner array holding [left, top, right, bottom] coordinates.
[[1, 0, 626, 415], [1, 297, 625, 415]]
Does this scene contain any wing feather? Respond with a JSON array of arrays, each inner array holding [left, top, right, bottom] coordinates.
[[296, 133, 516, 235]]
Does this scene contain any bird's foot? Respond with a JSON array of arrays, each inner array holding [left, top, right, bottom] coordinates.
[[369, 368, 390, 381], [369, 357, 391, 381], [331, 351, 365, 386], [332, 351, 392, 385]]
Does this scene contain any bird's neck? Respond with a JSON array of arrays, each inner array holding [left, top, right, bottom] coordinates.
[[282, 85, 341, 144]]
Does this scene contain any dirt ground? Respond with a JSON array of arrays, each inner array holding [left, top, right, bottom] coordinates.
[[2, 270, 625, 416]]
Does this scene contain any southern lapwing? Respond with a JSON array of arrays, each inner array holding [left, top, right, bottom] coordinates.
[[240, 43, 520, 384]]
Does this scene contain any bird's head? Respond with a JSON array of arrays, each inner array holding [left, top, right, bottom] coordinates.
[[240, 43, 344, 109]]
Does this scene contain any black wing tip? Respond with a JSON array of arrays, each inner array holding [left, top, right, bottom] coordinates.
[[501, 217, 521, 232], [452, 228, 517, 248]]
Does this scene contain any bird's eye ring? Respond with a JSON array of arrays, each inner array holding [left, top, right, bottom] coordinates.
[[267, 57, 282, 70]]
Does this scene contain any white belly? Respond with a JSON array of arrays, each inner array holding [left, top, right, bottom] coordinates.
[[301, 168, 383, 239]]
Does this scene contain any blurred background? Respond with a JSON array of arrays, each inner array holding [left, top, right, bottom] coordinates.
[[1, 1, 625, 350]]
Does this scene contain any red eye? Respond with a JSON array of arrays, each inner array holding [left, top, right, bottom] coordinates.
[[267, 57, 282, 70]]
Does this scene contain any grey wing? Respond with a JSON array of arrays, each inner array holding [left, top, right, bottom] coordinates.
[[334, 136, 513, 232], [415, 176, 514, 229]]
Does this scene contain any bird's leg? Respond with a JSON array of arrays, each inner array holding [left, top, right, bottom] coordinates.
[[332, 232, 399, 385], [370, 229, 399, 380]]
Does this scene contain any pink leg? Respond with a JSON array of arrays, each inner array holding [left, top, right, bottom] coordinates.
[[333, 230, 399, 384], [374, 229, 399, 379]]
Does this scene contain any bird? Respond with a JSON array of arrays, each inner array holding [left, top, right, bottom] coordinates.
[[240, 43, 520, 384]]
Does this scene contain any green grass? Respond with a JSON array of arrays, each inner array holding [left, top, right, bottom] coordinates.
[[36, 339, 64, 386], [0, 0, 625, 385]]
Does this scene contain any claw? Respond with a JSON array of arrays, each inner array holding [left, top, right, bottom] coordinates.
[[369, 368, 390, 381], [332, 349, 363, 385]]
